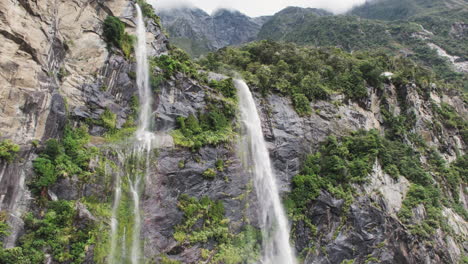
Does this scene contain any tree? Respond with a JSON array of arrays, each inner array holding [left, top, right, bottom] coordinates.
[[0, 139, 20, 162], [300, 73, 329, 100], [103, 16, 125, 48], [292, 93, 311, 116]]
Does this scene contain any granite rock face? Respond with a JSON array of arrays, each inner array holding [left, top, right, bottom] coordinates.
[[0, 0, 168, 247]]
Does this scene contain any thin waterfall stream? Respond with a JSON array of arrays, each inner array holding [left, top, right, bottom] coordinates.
[[236, 80, 297, 264], [108, 4, 154, 264]]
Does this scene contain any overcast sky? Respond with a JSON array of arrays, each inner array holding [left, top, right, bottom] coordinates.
[[148, 0, 368, 17]]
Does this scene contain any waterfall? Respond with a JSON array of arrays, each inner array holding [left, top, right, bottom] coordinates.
[[108, 4, 154, 264], [236, 80, 297, 264], [135, 4, 153, 143]]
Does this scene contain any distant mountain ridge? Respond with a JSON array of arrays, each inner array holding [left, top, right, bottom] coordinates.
[[157, 2, 467, 90], [349, 0, 467, 21], [257, 6, 332, 40], [157, 7, 270, 57], [256, 1, 467, 89]]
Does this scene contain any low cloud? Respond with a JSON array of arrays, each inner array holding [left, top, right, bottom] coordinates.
[[149, 0, 368, 16]]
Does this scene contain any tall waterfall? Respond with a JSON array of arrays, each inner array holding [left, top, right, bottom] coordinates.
[[108, 4, 154, 264], [236, 80, 297, 264]]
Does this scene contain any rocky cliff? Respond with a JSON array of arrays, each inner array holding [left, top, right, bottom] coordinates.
[[0, 1, 467, 264]]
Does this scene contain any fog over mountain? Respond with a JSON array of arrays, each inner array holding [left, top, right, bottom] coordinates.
[[149, 0, 367, 16]]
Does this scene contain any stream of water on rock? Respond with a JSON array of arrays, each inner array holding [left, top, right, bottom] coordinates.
[[236, 80, 297, 264], [108, 4, 154, 264]]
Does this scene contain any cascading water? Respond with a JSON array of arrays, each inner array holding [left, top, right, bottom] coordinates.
[[236, 80, 297, 264], [108, 4, 154, 264]]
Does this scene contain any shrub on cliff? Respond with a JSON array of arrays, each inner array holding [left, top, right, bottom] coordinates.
[[0, 139, 20, 162], [31, 125, 96, 194], [103, 16, 125, 48], [103, 16, 134, 58]]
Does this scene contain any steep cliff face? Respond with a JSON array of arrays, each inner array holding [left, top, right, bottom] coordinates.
[[260, 83, 467, 263], [0, 1, 467, 264], [0, 0, 167, 249]]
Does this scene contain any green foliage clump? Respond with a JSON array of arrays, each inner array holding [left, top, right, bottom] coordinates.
[[0, 201, 97, 264], [0, 213, 9, 239], [0, 139, 20, 162], [100, 108, 117, 131], [203, 168, 217, 179], [292, 93, 312, 116], [103, 16, 134, 58], [151, 48, 200, 79], [174, 195, 260, 263], [215, 159, 225, 171], [103, 16, 124, 48], [171, 99, 236, 150], [30, 125, 96, 194], [208, 78, 236, 99], [175, 195, 228, 244]]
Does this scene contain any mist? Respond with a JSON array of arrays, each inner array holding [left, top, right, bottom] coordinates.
[[148, 0, 368, 17]]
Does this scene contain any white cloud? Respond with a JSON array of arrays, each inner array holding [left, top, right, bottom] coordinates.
[[148, 0, 368, 17]]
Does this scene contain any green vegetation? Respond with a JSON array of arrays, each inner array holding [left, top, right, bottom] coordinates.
[[169, 37, 212, 58], [136, 0, 161, 26], [150, 48, 201, 79], [0, 201, 99, 264], [160, 255, 182, 264], [171, 110, 235, 150], [398, 184, 443, 238], [432, 102, 468, 142], [200, 41, 441, 115], [350, 0, 454, 21], [208, 78, 237, 99], [257, 8, 468, 90], [30, 125, 97, 195], [173, 195, 261, 263], [257, 7, 331, 41], [0, 139, 20, 162], [426, 152, 468, 220], [103, 16, 135, 58], [171, 76, 237, 150], [292, 94, 312, 116], [0, 213, 9, 239], [99, 108, 117, 132], [285, 128, 459, 238], [203, 168, 217, 179]]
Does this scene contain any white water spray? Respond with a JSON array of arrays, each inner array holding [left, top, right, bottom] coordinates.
[[236, 80, 297, 264], [108, 4, 154, 264], [135, 4, 154, 143], [108, 168, 121, 264]]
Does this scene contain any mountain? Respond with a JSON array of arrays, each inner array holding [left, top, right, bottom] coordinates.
[[158, 7, 269, 57], [349, 0, 466, 21], [257, 6, 332, 40], [257, 5, 468, 90], [0, 0, 467, 263]]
